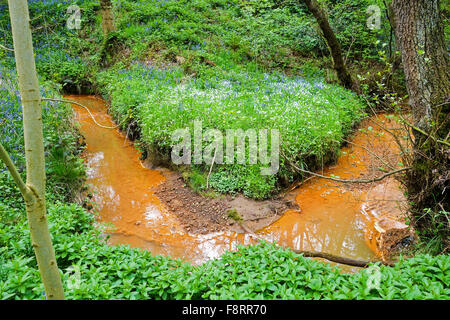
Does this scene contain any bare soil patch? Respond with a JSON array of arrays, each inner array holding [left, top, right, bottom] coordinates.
[[152, 169, 300, 234]]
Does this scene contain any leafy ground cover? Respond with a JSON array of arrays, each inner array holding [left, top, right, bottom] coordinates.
[[1, 198, 449, 299], [91, 0, 375, 198], [0, 61, 85, 200], [0, 0, 396, 198], [1, 0, 376, 198], [1, 0, 449, 300]]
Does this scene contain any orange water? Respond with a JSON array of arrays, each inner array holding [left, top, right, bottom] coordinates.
[[260, 115, 405, 263], [69, 95, 405, 268], [69, 95, 251, 264]]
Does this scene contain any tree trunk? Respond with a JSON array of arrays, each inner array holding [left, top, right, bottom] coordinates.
[[7, 0, 65, 300], [302, 0, 357, 91], [392, 1, 450, 213], [100, 0, 116, 37]]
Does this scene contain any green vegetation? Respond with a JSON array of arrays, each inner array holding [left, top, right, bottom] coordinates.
[[0, 62, 85, 201], [0, 0, 399, 199], [2, 199, 449, 299], [92, 0, 370, 199], [98, 62, 365, 198], [413, 208, 450, 257], [1, 0, 449, 300], [105, 0, 392, 67], [226, 208, 243, 222], [1, 60, 448, 300]]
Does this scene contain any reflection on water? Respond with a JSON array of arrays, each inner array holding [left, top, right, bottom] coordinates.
[[69, 95, 404, 269], [69, 95, 248, 265], [260, 114, 407, 268], [261, 194, 374, 263]]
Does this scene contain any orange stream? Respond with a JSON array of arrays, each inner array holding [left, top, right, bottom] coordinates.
[[260, 115, 405, 264], [69, 95, 405, 268]]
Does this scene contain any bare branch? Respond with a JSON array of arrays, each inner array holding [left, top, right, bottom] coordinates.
[[206, 143, 218, 189], [0, 143, 33, 203], [398, 114, 450, 147], [42, 98, 119, 129], [361, 96, 412, 161], [290, 163, 410, 184], [282, 148, 411, 184], [0, 43, 14, 52], [341, 138, 397, 171]]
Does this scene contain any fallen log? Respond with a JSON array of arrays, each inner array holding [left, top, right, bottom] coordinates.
[[238, 222, 394, 268]]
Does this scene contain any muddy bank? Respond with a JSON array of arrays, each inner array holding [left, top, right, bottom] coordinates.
[[153, 169, 299, 234]]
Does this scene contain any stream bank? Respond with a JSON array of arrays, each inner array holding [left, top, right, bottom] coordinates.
[[69, 95, 413, 268]]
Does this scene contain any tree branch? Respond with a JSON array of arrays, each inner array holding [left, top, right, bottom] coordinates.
[[0, 143, 33, 203], [399, 115, 450, 147], [281, 148, 410, 184], [288, 161, 411, 184], [0, 43, 14, 52], [341, 138, 396, 171], [42, 98, 119, 129], [206, 143, 218, 189]]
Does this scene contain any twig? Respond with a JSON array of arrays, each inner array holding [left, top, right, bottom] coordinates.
[[398, 115, 450, 147], [284, 176, 314, 193], [0, 44, 14, 52], [206, 144, 218, 189], [368, 116, 411, 159], [30, 14, 43, 22], [361, 96, 411, 161], [344, 34, 355, 65], [123, 120, 136, 146], [341, 138, 396, 171], [42, 98, 119, 129], [284, 153, 411, 184], [432, 101, 450, 109]]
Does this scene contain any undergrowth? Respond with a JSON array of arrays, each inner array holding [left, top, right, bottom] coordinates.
[[0, 62, 85, 201], [1, 0, 449, 300], [1, 200, 449, 300]]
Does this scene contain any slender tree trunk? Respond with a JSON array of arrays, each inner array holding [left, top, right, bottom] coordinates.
[[99, 0, 117, 66], [100, 0, 116, 37], [392, 1, 449, 212], [7, 0, 65, 299], [302, 0, 357, 91]]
